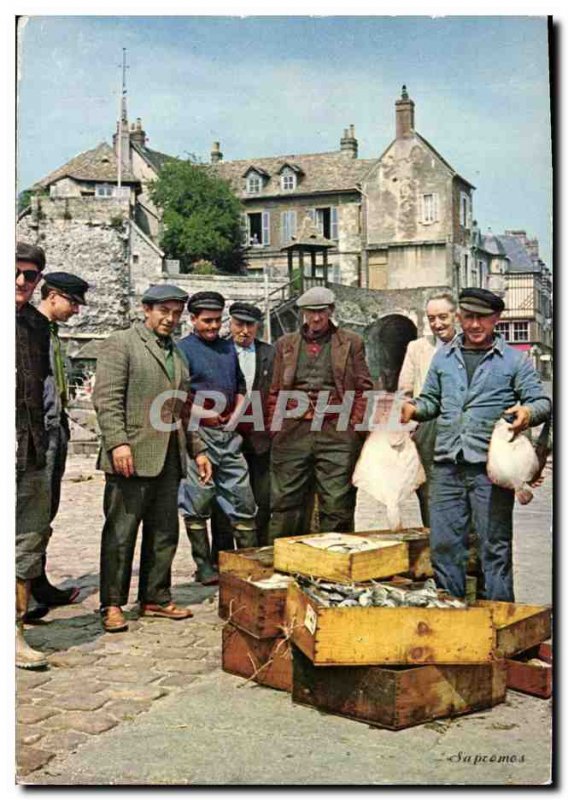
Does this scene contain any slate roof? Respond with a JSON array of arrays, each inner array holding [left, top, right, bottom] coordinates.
[[131, 142, 174, 173], [212, 151, 377, 198], [33, 143, 139, 189], [492, 235, 541, 273]]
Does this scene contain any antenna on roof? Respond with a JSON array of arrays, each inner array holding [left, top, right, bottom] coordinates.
[[117, 48, 129, 188]]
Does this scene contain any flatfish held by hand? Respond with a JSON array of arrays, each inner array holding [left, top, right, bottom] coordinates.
[[352, 428, 426, 530], [487, 418, 539, 504]]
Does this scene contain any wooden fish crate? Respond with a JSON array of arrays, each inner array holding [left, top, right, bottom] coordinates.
[[274, 533, 409, 583], [291, 646, 507, 730], [218, 572, 291, 639], [505, 643, 552, 699], [474, 601, 552, 657], [218, 546, 274, 581], [222, 623, 292, 692], [353, 528, 433, 579], [286, 581, 496, 666]]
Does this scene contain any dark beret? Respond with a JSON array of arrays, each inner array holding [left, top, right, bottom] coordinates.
[[16, 241, 46, 271], [458, 288, 505, 315], [187, 291, 225, 313], [229, 302, 263, 323], [43, 272, 90, 305], [141, 284, 189, 305]]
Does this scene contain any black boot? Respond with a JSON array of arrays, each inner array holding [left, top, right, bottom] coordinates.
[[233, 520, 258, 550], [185, 520, 219, 586], [30, 556, 80, 607]]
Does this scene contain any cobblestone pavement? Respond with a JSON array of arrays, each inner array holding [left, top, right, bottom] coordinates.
[[16, 454, 553, 784]]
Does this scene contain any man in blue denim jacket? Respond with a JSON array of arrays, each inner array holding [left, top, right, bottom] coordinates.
[[401, 288, 551, 601]]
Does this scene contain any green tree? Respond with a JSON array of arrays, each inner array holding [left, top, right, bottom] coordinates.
[[149, 158, 245, 273]]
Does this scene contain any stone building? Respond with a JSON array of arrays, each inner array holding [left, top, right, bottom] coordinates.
[[17, 86, 551, 384]]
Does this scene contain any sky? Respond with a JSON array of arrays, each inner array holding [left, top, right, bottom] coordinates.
[[16, 15, 553, 265]]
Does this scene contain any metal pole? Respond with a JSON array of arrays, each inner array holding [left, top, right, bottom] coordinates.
[[117, 48, 127, 189], [263, 265, 271, 344]]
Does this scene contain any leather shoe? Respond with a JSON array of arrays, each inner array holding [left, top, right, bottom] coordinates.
[[101, 606, 128, 633], [140, 602, 194, 620]]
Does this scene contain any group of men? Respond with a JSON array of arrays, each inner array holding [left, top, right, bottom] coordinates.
[[16, 238, 551, 670]]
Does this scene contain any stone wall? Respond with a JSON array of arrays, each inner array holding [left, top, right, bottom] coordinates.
[[17, 207, 131, 342]]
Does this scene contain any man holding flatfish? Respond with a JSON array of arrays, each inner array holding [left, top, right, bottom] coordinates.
[[401, 288, 551, 603]]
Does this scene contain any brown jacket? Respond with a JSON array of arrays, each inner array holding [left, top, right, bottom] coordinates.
[[266, 325, 374, 429]]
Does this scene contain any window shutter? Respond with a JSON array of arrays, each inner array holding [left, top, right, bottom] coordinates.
[[290, 210, 297, 240], [281, 211, 289, 244], [331, 206, 339, 239], [433, 193, 439, 222], [241, 214, 249, 246], [262, 211, 270, 246]]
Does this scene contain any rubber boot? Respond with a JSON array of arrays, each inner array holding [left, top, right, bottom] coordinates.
[[184, 519, 219, 586], [31, 555, 79, 606], [233, 520, 258, 550], [16, 579, 48, 670]]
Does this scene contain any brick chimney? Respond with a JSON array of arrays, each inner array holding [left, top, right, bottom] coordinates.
[[340, 124, 358, 158], [210, 141, 223, 164], [130, 118, 147, 147], [395, 85, 415, 139]]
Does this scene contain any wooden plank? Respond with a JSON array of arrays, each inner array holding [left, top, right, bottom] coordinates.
[[292, 646, 507, 730], [505, 644, 552, 699], [222, 623, 292, 692], [474, 601, 552, 657], [218, 546, 274, 580], [286, 581, 496, 666], [218, 572, 289, 639], [274, 533, 409, 582], [352, 528, 433, 579]]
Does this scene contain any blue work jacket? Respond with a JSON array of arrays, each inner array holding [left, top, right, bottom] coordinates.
[[413, 333, 551, 464]]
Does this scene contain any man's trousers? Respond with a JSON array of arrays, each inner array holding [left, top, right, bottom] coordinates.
[[45, 420, 69, 525], [429, 461, 515, 601], [211, 448, 271, 557], [178, 428, 257, 524], [16, 466, 51, 581], [99, 437, 181, 608], [269, 420, 363, 543]]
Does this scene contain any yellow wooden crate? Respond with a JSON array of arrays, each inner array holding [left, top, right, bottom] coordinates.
[[218, 546, 274, 581], [274, 533, 409, 582], [286, 581, 496, 666], [474, 600, 552, 658]]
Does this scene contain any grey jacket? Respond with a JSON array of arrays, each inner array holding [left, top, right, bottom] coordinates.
[[93, 323, 205, 477], [413, 333, 551, 464]]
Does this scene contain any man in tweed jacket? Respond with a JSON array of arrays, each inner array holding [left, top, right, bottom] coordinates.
[[93, 285, 211, 633]]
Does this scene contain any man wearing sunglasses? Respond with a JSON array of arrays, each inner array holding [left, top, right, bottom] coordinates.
[[15, 242, 51, 669], [34, 273, 89, 610]]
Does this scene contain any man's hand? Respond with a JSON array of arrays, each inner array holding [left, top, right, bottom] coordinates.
[[400, 402, 417, 424], [111, 444, 134, 477], [195, 453, 213, 484], [505, 404, 531, 434]]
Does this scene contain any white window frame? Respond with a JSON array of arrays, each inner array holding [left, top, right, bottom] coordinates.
[[280, 169, 296, 191], [512, 321, 529, 342], [330, 206, 339, 240], [246, 173, 262, 194], [460, 192, 471, 228], [96, 183, 114, 198], [422, 193, 438, 224], [495, 322, 510, 340]]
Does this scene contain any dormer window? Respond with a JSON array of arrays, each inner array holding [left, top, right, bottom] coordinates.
[[96, 183, 114, 198], [247, 174, 262, 194], [277, 162, 303, 192], [243, 166, 269, 195], [281, 169, 296, 191]]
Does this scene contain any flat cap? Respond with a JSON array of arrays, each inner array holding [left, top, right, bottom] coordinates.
[[459, 288, 505, 315], [229, 302, 263, 323], [142, 284, 189, 305], [187, 291, 225, 313], [297, 286, 335, 309], [16, 241, 46, 271], [43, 272, 90, 305]]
